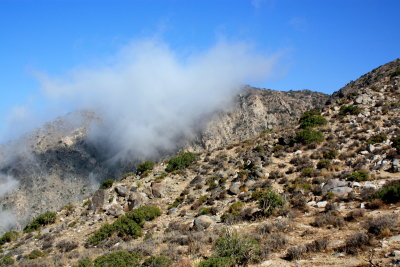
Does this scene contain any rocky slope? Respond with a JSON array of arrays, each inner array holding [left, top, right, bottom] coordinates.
[[0, 87, 328, 233], [0, 58, 399, 266]]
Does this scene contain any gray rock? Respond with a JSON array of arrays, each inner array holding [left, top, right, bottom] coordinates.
[[128, 192, 146, 210], [316, 201, 328, 208], [322, 179, 347, 194], [115, 185, 129, 197], [392, 159, 400, 172], [330, 186, 352, 196], [89, 189, 108, 211], [151, 182, 163, 198], [229, 182, 241, 195], [190, 176, 203, 185], [193, 215, 214, 230], [168, 208, 178, 215], [107, 204, 124, 217]]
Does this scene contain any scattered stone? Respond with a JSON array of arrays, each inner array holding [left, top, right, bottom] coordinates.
[[107, 204, 124, 217], [193, 215, 214, 230], [330, 186, 352, 196], [89, 189, 108, 211], [392, 159, 400, 172], [229, 182, 241, 195], [115, 185, 129, 197], [151, 182, 164, 198], [316, 201, 328, 208]]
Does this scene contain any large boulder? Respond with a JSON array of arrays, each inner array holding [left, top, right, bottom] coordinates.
[[88, 189, 108, 211], [128, 192, 147, 210], [193, 215, 214, 230], [151, 182, 164, 198], [115, 185, 129, 197]]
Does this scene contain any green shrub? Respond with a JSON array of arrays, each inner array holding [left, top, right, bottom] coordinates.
[[390, 69, 400, 78], [93, 250, 141, 267], [88, 206, 161, 246], [73, 257, 93, 267], [0, 231, 18, 246], [317, 159, 331, 169], [299, 110, 327, 129], [168, 196, 185, 209], [323, 149, 338, 159], [99, 179, 114, 189], [0, 256, 14, 266], [374, 181, 400, 203], [272, 144, 283, 152], [392, 136, 400, 154], [142, 255, 172, 267], [367, 134, 387, 144], [252, 189, 284, 216], [125, 205, 162, 225], [221, 202, 245, 223], [301, 168, 315, 177], [347, 170, 369, 182], [198, 257, 235, 267], [339, 105, 361, 115], [294, 129, 324, 145], [23, 212, 57, 233], [165, 152, 198, 172], [213, 231, 260, 265], [27, 249, 47, 259], [136, 161, 155, 174]]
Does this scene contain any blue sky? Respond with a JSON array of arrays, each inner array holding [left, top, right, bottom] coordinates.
[[0, 0, 399, 135]]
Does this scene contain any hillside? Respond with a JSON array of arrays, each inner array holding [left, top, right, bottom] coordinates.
[[0, 88, 328, 232], [0, 58, 399, 266]]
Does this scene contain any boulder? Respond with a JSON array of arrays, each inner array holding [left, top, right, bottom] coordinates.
[[89, 189, 108, 211], [128, 192, 146, 210], [330, 186, 352, 196], [115, 185, 129, 197], [151, 182, 164, 198], [107, 204, 124, 217], [193, 215, 214, 230], [322, 179, 347, 194], [316, 201, 328, 208], [392, 159, 400, 172], [190, 176, 203, 185], [229, 182, 241, 195]]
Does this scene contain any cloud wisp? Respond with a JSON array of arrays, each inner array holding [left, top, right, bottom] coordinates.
[[34, 39, 278, 162]]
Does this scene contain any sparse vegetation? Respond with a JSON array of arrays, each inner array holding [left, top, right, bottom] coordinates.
[[99, 179, 114, 189], [0, 256, 14, 266], [93, 250, 141, 267], [23, 212, 57, 233], [142, 255, 172, 267], [136, 161, 155, 174], [294, 129, 324, 145], [0, 231, 18, 246], [252, 189, 284, 216], [165, 152, 198, 172], [365, 214, 398, 236], [392, 136, 400, 154], [339, 105, 361, 115], [347, 170, 369, 182], [87, 206, 161, 246], [367, 134, 387, 144], [374, 181, 400, 203], [299, 110, 327, 129]]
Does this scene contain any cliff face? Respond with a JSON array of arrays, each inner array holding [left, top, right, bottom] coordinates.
[[0, 87, 328, 232], [189, 87, 328, 151]]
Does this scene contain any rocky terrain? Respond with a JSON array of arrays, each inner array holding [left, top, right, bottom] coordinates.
[[0, 58, 399, 267], [0, 86, 327, 232]]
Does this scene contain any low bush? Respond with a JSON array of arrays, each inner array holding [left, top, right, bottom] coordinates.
[[136, 161, 155, 174], [294, 129, 324, 145], [23, 212, 57, 233], [347, 170, 369, 182], [286, 245, 306, 260], [142, 255, 172, 267], [87, 206, 161, 246], [93, 250, 141, 267], [56, 239, 79, 252], [165, 152, 198, 172], [317, 159, 331, 169], [0, 256, 14, 266], [73, 257, 93, 267], [265, 233, 288, 251], [365, 214, 398, 236], [27, 249, 47, 259], [311, 212, 344, 228], [213, 231, 260, 265], [322, 149, 338, 159], [299, 110, 327, 129], [374, 181, 400, 203], [198, 257, 235, 267], [339, 105, 361, 116], [392, 136, 400, 154], [305, 238, 329, 253], [99, 179, 114, 189], [343, 232, 370, 254], [252, 189, 284, 216], [367, 134, 387, 144], [0, 231, 18, 246]]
